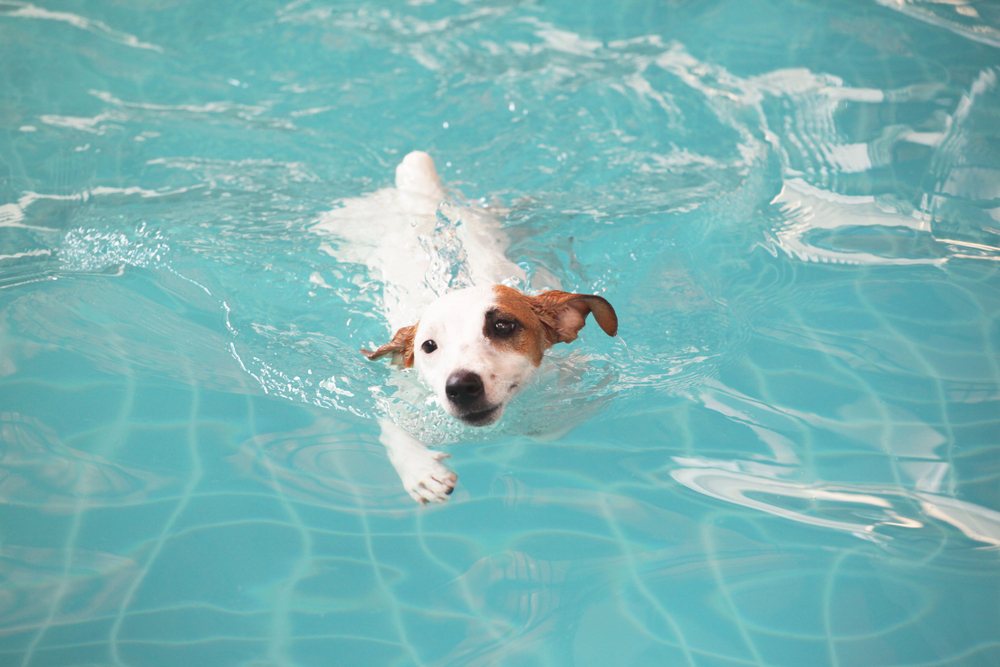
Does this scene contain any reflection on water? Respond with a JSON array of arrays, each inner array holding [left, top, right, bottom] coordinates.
[[0, 1, 162, 52], [925, 67, 1000, 252], [672, 461, 1000, 548], [681, 56, 1000, 265], [675, 378, 1000, 551], [770, 179, 946, 266], [874, 0, 1000, 48]]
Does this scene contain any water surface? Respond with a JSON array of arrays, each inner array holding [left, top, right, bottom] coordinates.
[[1, 1, 999, 666]]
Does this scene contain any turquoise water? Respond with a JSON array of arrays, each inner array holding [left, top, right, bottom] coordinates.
[[2, 0, 1000, 665]]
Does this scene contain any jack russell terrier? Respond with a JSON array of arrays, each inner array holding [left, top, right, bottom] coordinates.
[[314, 151, 618, 504]]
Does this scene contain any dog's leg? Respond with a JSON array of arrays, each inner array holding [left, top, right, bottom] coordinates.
[[378, 418, 457, 504]]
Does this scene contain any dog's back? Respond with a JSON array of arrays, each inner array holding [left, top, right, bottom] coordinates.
[[313, 151, 527, 330]]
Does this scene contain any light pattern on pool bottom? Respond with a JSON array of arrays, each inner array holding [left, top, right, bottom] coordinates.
[[2, 272, 998, 666]]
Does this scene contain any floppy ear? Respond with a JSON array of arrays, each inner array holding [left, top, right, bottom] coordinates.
[[361, 323, 417, 368], [528, 290, 618, 344]]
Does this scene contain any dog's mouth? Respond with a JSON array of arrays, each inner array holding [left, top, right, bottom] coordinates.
[[456, 404, 502, 427]]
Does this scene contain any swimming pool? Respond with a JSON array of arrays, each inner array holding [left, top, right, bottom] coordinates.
[[1, 0, 999, 665]]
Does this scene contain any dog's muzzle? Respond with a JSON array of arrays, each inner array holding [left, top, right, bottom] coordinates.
[[445, 370, 501, 426]]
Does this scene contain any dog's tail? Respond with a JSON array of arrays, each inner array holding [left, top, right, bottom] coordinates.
[[395, 151, 445, 202]]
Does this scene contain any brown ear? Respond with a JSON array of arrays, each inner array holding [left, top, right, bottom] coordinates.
[[528, 290, 618, 344], [361, 323, 417, 368]]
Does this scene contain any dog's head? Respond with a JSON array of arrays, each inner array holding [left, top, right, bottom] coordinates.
[[363, 285, 618, 426]]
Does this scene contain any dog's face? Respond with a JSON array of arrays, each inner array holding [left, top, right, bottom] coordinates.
[[363, 285, 618, 427], [412, 286, 546, 426]]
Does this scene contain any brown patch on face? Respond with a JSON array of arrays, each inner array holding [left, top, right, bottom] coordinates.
[[492, 285, 618, 350], [489, 285, 550, 366], [361, 323, 417, 368]]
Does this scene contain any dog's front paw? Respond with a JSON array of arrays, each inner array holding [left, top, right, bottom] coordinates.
[[378, 418, 458, 505], [398, 449, 457, 505]]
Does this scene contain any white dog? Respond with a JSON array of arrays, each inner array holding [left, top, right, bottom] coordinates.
[[314, 152, 617, 504]]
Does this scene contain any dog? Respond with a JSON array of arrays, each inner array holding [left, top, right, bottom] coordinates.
[[314, 151, 618, 504]]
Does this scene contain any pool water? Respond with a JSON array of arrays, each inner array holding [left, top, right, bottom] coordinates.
[[2, 0, 999, 665]]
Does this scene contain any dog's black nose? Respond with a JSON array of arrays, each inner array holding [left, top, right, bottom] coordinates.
[[446, 371, 484, 407]]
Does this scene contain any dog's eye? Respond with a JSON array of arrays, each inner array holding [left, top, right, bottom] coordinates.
[[493, 320, 518, 337], [421, 340, 437, 354]]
